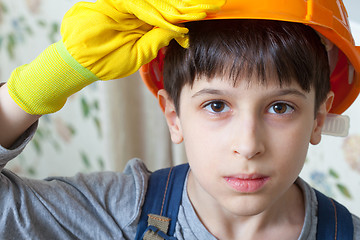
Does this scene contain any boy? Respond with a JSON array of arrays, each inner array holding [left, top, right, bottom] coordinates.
[[0, 0, 359, 239]]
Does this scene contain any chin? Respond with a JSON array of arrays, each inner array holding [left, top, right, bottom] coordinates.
[[221, 196, 271, 217]]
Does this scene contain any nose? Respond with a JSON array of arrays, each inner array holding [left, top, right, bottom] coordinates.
[[230, 114, 265, 160]]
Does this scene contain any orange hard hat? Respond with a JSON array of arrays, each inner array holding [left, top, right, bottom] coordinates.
[[140, 0, 360, 114]]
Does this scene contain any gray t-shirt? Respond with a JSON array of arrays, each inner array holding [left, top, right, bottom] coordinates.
[[1, 122, 360, 239]]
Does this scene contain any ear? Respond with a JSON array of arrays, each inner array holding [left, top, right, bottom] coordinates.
[[158, 89, 183, 144], [310, 91, 334, 145]]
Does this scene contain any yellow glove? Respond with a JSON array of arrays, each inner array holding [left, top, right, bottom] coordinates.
[[7, 0, 225, 115]]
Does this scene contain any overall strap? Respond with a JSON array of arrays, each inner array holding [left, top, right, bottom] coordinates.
[[135, 164, 190, 240], [315, 189, 354, 240]]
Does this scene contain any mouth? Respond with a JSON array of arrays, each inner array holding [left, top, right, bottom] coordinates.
[[224, 174, 270, 193]]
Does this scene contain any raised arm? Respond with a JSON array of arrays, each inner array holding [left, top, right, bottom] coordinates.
[[0, 83, 40, 148], [0, 0, 223, 149]]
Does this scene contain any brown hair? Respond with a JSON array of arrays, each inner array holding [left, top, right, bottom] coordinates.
[[163, 19, 330, 115]]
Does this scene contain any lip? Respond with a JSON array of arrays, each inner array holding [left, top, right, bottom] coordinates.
[[224, 174, 270, 193]]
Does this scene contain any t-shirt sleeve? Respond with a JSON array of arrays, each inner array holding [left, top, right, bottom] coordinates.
[[0, 158, 151, 240], [353, 214, 360, 240]]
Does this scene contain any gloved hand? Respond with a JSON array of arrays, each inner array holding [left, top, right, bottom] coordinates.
[[7, 0, 225, 115]]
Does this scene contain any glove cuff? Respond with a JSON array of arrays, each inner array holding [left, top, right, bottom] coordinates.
[[7, 41, 99, 115]]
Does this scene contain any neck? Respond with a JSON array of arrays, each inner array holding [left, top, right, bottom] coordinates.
[[187, 172, 305, 240]]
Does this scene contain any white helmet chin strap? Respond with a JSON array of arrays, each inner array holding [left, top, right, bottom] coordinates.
[[322, 113, 350, 137]]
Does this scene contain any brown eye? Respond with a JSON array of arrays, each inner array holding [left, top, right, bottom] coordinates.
[[211, 102, 225, 112], [269, 102, 294, 114], [273, 103, 287, 114], [204, 101, 230, 113]]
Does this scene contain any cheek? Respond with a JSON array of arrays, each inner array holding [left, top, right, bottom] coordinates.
[[181, 121, 228, 174], [268, 122, 312, 172], [182, 119, 230, 155], [278, 142, 308, 171], [182, 128, 213, 163]]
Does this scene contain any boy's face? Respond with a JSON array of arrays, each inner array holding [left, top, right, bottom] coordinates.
[[159, 75, 331, 217]]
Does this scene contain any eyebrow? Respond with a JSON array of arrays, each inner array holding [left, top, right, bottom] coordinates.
[[273, 89, 307, 99], [192, 89, 229, 98], [192, 88, 307, 99]]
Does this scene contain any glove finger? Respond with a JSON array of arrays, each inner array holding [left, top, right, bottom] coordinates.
[[175, 3, 222, 14], [144, 0, 221, 19], [175, 35, 190, 48], [135, 27, 186, 68], [145, 0, 224, 13], [127, 1, 190, 33], [182, 0, 226, 7], [155, 11, 208, 23], [175, 0, 226, 14], [127, 0, 217, 32]]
